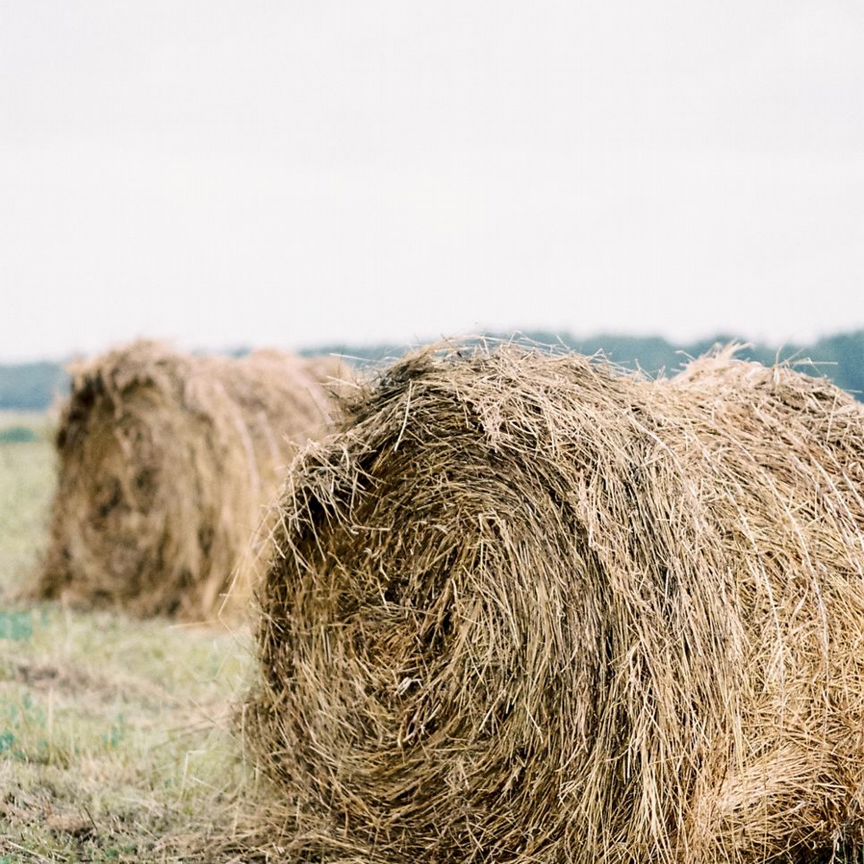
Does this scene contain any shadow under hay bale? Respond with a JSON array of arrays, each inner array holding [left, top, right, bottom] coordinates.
[[38, 340, 346, 620], [245, 344, 864, 863]]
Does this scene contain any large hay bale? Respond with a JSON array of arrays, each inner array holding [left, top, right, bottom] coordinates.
[[246, 344, 864, 863], [39, 340, 344, 619]]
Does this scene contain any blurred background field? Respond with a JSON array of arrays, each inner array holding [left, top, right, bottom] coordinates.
[[0, 411, 256, 863], [0, 412, 54, 600]]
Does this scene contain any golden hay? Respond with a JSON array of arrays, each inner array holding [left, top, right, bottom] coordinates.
[[245, 344, 864, 863], [38, 340, 344, 620]]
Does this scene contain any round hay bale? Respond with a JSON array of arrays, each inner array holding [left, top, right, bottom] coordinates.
[[246, 344, 864, 863], [38, 340, 346, 620]]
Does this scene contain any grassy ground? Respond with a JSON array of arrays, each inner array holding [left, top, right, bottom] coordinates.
[[0, 414, 263, 863]]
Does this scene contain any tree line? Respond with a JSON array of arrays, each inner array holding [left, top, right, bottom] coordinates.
[[2, 330, 862, 410], [304, 329, 864, 398]]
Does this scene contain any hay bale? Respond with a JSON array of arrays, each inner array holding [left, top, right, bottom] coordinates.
[[245, 344, 864, 863], [38, 340, 344, 620]]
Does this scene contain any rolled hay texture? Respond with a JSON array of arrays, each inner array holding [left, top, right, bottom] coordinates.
[[246, 345, 864, 863], [39, 340, 345, 619]]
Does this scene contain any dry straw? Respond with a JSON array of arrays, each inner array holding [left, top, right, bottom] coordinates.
[[38, 340, 344, 620], [246, 343, 864, 863]]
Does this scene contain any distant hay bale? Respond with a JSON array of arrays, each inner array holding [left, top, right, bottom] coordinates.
[[38, 340, 345, 620], [245, 344, 864, 863]]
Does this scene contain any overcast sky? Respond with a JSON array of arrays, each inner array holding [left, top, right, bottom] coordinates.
[[2, 1, 863, 361]]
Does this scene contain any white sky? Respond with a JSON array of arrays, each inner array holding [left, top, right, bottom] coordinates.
[[2, 1, 863, 361]]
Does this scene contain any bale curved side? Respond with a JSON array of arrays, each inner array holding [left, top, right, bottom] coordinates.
[[246, 345, 864, 863], [38, 341, 344, 619]]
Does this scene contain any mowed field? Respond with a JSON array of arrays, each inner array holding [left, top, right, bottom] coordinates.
[[0, 413, 264, 863]]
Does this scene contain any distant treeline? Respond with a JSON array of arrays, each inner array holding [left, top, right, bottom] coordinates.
[[303, 330, 864, 399], [3, 330, 863, 410], [0, 361, 70, 410]]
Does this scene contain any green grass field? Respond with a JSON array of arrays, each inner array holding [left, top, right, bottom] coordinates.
[[0, 414, 263, 863]]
